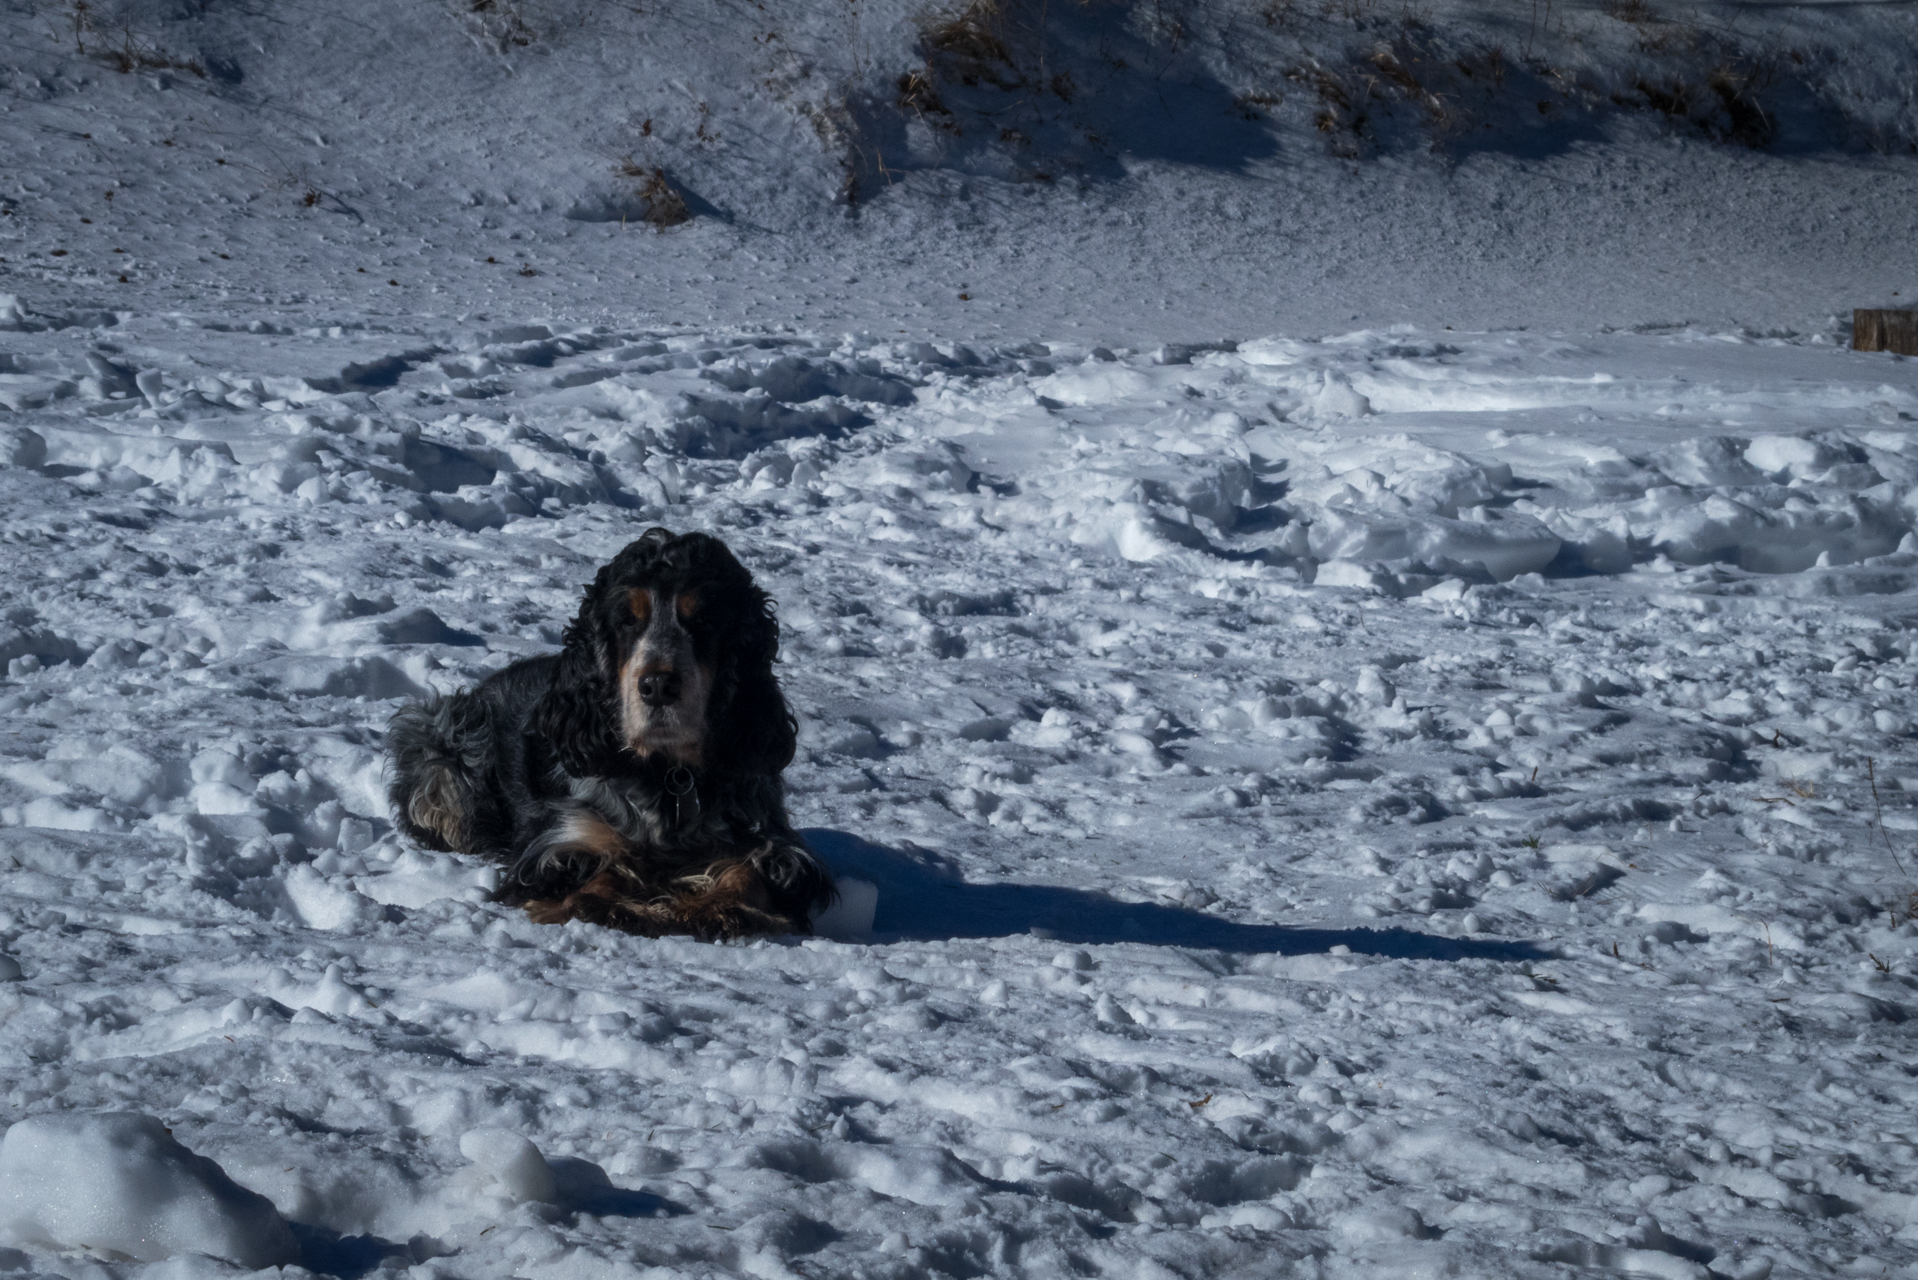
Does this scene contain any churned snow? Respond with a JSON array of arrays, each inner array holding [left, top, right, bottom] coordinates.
[[0, 308, 1914, 1279]]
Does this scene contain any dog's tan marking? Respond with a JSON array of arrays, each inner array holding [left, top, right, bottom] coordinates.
[[676, 591, 700, 621], [627, 586, 654, 627], [524, 859, 803, 940], [525, 870, 631, 926], [549, 810, 629, 862]]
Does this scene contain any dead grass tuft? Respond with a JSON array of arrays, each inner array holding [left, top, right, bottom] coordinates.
[[467, 0, 537, 47], [61, 3, 207, 80], [1706, 59, 1775, 146], [613, 159, 692, 228], [1602, 0, 1657, 25], [1232, 90, 1282, 120], [1627, 55, 1773, 147], [1290, 62, 1369, 156], [897, 67, 952, 117], [1259, 0, 1299, 28], [1866, 757, 1918, 926], [922, 0, 1014, 84], [1453, 43, 1506, 91]]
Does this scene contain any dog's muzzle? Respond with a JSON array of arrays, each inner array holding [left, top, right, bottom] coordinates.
[[638, 669, 683, 707]]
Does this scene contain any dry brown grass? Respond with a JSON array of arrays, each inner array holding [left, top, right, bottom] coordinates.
[[896, 67, 953, 118], [1602, 0, 1657, 25], [467, 0, 537, 47], [613, 159, 692, 228], [922, 0, 1014, 85], [1866, 757, 1918, 926], [60, 3, 207, 79], [1705, 58, 1775, 146], [1232, 89, 1282, 119], [1625, 55, 1773, 147]]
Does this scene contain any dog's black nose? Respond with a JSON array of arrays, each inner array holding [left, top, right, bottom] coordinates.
[[637, 670, 682, 706]]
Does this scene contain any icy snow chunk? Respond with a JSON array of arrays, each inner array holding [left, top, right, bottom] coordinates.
[[1139, 459, 1253, 530], [3, 742, 166, 808], [1355, 667, 1396, 705], [0, 623, 80, 671], [1636, 903, 1803, 951], [283, 865, 380, 931], [1031, 364, 1153, 406], [458, 1128, 557, 1204], [1331, 1205, 1432, 1243], [1743, 434, 1849, 482], [1314, 560, 1398, 594], [1234, 336, 1308, 366], [1302, 371, 1372, 421], [959, 717, 1012, 742], [824, 727, 883, 758], [278, 655, 428, 700], [865, 445, 973, 494], [1309, 508, 1561, 582], [84, 639, 146, 671], [0, 1114, 297, 1267], [0, 955, 20, 982], [300, 963, 368, 1015], [189, 747, 255, 816], [192, 748, 252, 790], [355, 848, 497, 908], [467, 325, 551, 348], [1201, 1203, 1294, 1230], [17, 799, 119, 832], [191, 783, 256, 817], [746, 1140, 981, 1207], [0, 377, 73, 412], [1653, 437, 1766, 488], [0, 428, 46, 469]]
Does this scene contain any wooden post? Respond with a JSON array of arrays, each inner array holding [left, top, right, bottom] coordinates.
[[1855, 309, 1918, 355]]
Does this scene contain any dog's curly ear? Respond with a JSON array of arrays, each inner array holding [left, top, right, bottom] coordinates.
[[533, 566, 623, 777], [716, 590, 798, 776]]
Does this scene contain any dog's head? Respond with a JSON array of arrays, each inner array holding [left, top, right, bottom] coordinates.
[[534, 529, 797, 779]]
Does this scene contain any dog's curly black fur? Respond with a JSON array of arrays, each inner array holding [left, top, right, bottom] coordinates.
[[385, 528, 833, 940]]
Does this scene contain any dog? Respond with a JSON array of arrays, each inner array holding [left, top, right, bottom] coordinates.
[[385, 528, 833, 940]]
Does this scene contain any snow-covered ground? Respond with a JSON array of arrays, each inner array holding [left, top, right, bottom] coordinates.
[[5, 0, 1918, 1275], [2, 303, 1917, 1279]]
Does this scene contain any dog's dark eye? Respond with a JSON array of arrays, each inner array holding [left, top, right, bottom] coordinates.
[[625, 587, 653, 630]]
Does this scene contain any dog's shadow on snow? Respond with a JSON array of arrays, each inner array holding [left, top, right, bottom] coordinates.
[[292, 1158, 686, 1278], [805, 830, 1548, 962]]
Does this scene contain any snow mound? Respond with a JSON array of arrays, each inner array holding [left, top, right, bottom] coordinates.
[[457, 1128, 558, 1205], [0, 1114, 298, 1268]]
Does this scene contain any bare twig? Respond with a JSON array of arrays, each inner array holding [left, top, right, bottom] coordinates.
[[1866, 757, 1910, 878]]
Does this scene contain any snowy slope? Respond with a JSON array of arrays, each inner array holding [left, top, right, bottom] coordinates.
[[3, 0, 1918, 1275], [2, 0, 1916, 339]]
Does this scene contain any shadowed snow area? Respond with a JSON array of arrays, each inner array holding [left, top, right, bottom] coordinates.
[[0, 308, 1915, 1280]]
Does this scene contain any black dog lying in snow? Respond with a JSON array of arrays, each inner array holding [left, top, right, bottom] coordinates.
[[385, 528, 834, 939]]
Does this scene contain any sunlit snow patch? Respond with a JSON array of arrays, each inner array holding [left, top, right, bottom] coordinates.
[[0, 1114, 298, 1268]]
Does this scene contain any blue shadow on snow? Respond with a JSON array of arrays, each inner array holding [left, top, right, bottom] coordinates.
[[803, 830, 1548, 962], [290, 1158, 685, 1278]]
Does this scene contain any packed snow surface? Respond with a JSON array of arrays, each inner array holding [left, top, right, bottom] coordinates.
[[0, 301, 1915, 1280]]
